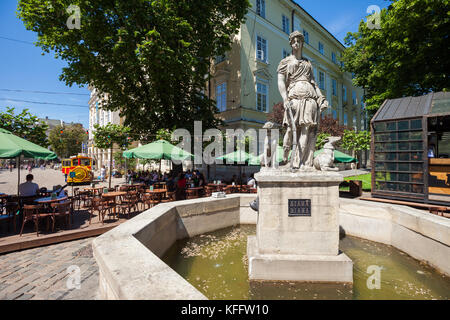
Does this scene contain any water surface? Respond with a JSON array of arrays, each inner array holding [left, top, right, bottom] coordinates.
[[162, 225, 450, 300]]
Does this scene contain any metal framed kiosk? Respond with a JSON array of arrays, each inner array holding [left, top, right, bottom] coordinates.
[[370, 91, 450, 205]]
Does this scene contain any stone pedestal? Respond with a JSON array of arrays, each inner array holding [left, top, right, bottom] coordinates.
[[247, 168, 353, 283]]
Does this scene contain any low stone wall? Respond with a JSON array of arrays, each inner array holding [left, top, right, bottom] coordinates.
[[92, 194, 255, 299], [93, 195, 450, 299], [339, 198, 450, 276]]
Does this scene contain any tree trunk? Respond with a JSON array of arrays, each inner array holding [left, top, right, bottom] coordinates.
[[109, 146, 113, 189]]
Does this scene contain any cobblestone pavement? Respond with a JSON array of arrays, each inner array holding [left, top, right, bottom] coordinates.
[[0, 237, 99, 300]]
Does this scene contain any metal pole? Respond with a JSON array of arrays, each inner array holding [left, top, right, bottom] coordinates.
[[17, 156, 20, 198]]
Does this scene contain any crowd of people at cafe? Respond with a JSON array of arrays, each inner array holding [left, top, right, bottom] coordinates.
[[124, 169, 256, 201]]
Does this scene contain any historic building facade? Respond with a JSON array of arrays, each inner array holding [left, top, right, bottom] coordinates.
[[208, 0, 366, 132], [87, 85, 121, 171]]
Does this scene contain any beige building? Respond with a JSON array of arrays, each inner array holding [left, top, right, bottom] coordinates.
[[87, 86, 122, 171], [208, 0, 366, 132]]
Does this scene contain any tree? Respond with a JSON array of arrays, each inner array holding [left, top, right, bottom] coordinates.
[[18, 0, 250, 138], [113, 150, 136, 172], [341, 0, 449, 115], [93, 123, 131, 188], [318, 115, 351, 137], [316, 132, 331, 150], [340, 130, 371, 166], [267, 102, 284, 127], [48, 123, 88, 158], [0, 107, 49, 147]]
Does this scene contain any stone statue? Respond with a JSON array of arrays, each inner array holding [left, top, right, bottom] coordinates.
[[277, 31, 329, 171], [313, 136, 341, 171], [260, 121, 279, 168]]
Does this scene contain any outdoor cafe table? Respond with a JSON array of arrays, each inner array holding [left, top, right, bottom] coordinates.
[[34, 195, 69, 213], [207, 183, 227, 191], [128, 184, 146, 191], [186, 187, 203, 198], [101, 191, 127, 218], [84, 186, 103, 196], [145, 189, 167, 195]]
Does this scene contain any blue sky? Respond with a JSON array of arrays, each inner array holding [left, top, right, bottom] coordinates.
[[0, 0, 390, 129]]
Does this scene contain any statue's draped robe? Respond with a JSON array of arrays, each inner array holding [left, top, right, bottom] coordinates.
[[277, 56, 326, 167]]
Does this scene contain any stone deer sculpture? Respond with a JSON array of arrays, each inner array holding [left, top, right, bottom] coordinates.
[[313, 136, 341, 171]]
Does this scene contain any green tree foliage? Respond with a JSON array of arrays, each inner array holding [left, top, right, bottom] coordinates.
[[316, 132, 331, 150], [48, 123, 88, 158], [18, 0, 250, 137], [341, 0, 449, 115], [93, 123, 131, 187], [113, 151, 136, 172], [340, 130, 371, 163], [0, 107, 49, 147]]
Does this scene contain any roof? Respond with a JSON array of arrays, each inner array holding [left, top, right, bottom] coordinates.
[[372, 91, 450, 122]]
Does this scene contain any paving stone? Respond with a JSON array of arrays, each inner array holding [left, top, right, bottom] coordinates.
[[14, 284, 36, 295], [5, 291, 24, 300], [0, 237, 99, 300], [16, 293, 35, 300]]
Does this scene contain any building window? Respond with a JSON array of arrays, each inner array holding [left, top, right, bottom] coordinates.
[[332, 79, 337, 96], [344, 113, 348, 125], [319, 42, 324, 55], [332, 52, 336, 63], [216, 82, 227, 112], [352, 91, 357, 105], [256, 35, 268, 63], [353, 115, 357, 130], [319, 71, 325, 90], [282, 48, 289, 59], [282, 15, 290, 34], [303, 30, 309, 44], [342, 85, 347, 103], [256, 0, 265, 18], [332, 109, 337, 119], [256, 82, 268, 112]]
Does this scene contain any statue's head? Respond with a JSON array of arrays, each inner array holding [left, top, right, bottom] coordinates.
[[289, 31, 304, 47]]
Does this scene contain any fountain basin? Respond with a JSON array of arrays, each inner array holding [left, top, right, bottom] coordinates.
[[92, 195, 450, 299]]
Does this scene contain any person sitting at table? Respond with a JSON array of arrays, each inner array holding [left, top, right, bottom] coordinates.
[[19, 174, 39, 197], [175, 173, 187, 200], [196, 171, 206, 187], [230, 174, 238, 185], [166, 175, 176, 192], [191, 171, 200, 187], [247, 173, 256, 188]]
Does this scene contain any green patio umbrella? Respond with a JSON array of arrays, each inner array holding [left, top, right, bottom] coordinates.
[[123, 139, 193, 172], [313, 149, 358, 163], [248, 146, 288, 166], [0, 128, 57, 196], [216, 150, 254, 163], [216, 150, 260, 185]]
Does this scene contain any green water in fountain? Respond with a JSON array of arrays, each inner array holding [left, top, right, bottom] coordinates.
[[162, 225, 450, 300]]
